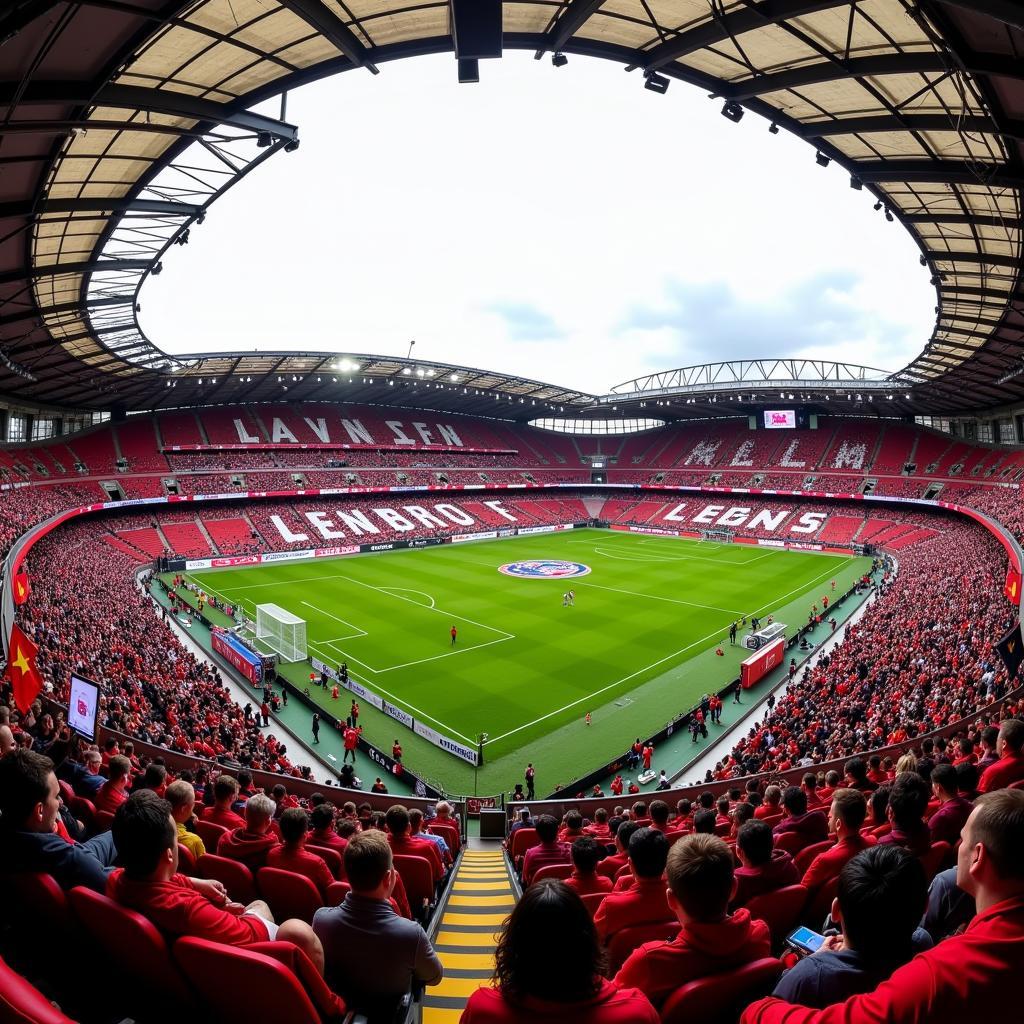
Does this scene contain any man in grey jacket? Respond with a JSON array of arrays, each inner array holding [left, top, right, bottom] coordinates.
[[313, 829, 442, 1018], [0, 748, 118, 891]]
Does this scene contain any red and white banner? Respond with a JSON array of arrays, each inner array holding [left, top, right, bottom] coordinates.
[[741, 637, 786, 689]]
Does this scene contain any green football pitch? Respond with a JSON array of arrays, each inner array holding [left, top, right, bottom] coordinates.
[[180, 529, 870, 794]]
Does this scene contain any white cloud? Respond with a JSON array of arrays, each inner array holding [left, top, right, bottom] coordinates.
[[139, 51, 935, 395]]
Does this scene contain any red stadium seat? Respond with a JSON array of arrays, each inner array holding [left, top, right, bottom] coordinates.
[[580, 892, 608, 917], [196, 853, 258, 905], [302, 843, 343, 879], [393, 854, 435, 921], [744, 885, 808, 948], [606, 921, 680, 974], [0, 872, 71, 934], [429, 821, 460, 854], [176, 842, 196, 875], [67, 886, 194, 1010], [194, 820, 230, 851], [794, 840, 833, 875], [806, 874, 841, 928], [173, 937, 347, 1024], [660, 958, 784, 1024], [0, 955, 77, 1024], [257, 867, 322, 924], [773, 831, 810, 856], [531, 863, 573, 883], [325, 880, 351, 906], [94, 809, 115, 833], [67, 796, 96, 834], [509, 827, 539, 862], [919, 841, 952, 880]]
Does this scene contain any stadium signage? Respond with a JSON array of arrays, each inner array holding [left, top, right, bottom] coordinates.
[[368, 542, 396, 552], [413, 721, 479, 765], [498, 560, 592, 579], [383, 700, 414, 729], [452, 531, 498, 543]]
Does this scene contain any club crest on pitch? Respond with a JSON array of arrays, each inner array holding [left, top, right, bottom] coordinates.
[[498, 559, 592, 578]]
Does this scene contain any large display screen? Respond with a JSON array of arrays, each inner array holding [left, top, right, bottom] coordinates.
[[68, 674, 100, 741], [763, 410, 797, 429]]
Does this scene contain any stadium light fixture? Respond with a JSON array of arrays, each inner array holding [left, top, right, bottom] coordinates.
[[885, 208, 894, 222], [815, 151, 830, 167], [721, 100, 744, 122], [849, 176, 862, 190], [402, 367, 411, 375], [552, 52, 568, 67], [284, 139, 300, 153], [256, 131, 273, 148], [645, 73, 670, 94], [920, 254, 928, 266], [768, 122, 779, 134], [873, 201, 883, 211]]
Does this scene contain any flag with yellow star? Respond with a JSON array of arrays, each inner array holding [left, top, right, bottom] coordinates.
[[12, 565, 30, 606], [6, 622, 42, 713]]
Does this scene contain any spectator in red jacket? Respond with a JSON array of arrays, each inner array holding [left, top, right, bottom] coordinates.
[[584, 807, 612, 842], [742, 789, 1024, 1024], [309, 803, 349, 853], [928, 764, 974, 846], [648, 801, 671, 833], [773, 787, 829, 850], [733, 820, 800, 908], [614, 833, 771, 1009], [755, 786, 783, 820], [216, 793, 280, 870], [266, 807, 334, 899], [462, 879, 658, 1023], [108, 791, 324, 973], [200, 774, 245, 831], [978, 719, 1024, 793], [596, 820, 639, 880], [564, 837, 613, 897], [386, 804, 444, 883], [593, 827, 672, 943], [877, 773, 932, 857], [557, 810, 586, 844], [816, 771, 842, 807], [94, 754, 132, 815], [522, 815, 571, 887], [802, 789, 875, 892]]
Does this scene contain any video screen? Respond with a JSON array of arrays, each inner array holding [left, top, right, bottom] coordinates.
[[763, 409, 797, 429], [68, 674, 100, 741]]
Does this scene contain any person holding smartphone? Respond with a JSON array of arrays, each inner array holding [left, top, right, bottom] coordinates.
[[773, 846, 931, 1008]]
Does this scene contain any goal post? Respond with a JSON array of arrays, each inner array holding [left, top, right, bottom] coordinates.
[[255, 603, 307, 662], [699, 528, 735, 543]]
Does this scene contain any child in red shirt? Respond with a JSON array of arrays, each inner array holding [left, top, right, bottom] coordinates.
[[564, 837, 614, 897]]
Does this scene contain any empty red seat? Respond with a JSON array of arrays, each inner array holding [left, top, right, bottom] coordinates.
[[661, 957, 784, 1024], [531, 862, 573, 883], [580, 892, 608, 917], [301, 843, 343, 879], [194, 820, 230, 851], [196, 854, 257, 905], [67, 796, 96, 834], [794, 840, 833, 874], [94, 809, 116, 833], [393, 854, 435, 921], [0, 955, 77, 1024], [919, 841, 952, 880], [508, 827, 539, 863], [744, 885, 808, 948], [173, 937, 347, 1024], [325, 880, 351, 906], [257, 867, 322, 924], [773, 831, 808, 856], [67, 886, 193, 1010]]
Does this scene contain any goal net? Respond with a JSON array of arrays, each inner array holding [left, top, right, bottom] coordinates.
[[255, 603, 307, 662], [699, 528, 735, 543]]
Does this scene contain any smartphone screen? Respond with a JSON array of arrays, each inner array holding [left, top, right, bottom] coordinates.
[[788, 926, 826, 953]]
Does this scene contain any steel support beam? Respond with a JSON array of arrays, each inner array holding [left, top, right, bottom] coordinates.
[[277, 0, 377, 72], [941, 0, 1024, 31], [542, 0, 606, 54], [797, 113, 1013, 138], [0, 198, 204, 220], [854, 160, 1024, 188], [0, 259, 149, 286]]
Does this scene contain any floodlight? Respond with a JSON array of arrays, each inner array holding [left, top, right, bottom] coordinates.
[[552, 52, 568, 68], [815, 151, 830, 167], [645, 73, 670, 94], [721, 100, 744, 122], [920, 254, 928, 266], [885, 208, 894, 222], [768, 122, 779, 134], [873, 201, 883, 211], [284, 139, 300, 153], [849, 175, 862, 190], [256, 132, 273, 148]]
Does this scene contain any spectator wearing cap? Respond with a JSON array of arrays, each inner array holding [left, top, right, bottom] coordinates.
[[771, 846, 932, 1008], [0, 748, 118, 892], [614, 833, 771, 1009], [108, 791, 324, 971], [878, 773, 932, 857], [928, 764, 974, 846], [593, 827, 672, 943], [733, 820, 800, 908], [522, 814, 571, 887], [743, 790, 1024, 1024], [564, 837, 613, 897], [978, 720, 1024, 793], [216, 793, 280, 870], [802, 789, 876, 891]]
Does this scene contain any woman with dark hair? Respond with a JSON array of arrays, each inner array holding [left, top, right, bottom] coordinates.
[[460, 880, 657, 1023]]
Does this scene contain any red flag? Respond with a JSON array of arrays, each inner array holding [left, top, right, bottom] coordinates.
[[7, 622, 43, 713], [1005, 565, 1021, 606], [12, 565, 30, 606]]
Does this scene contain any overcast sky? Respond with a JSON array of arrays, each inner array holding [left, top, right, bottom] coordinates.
[[140, 51, 935, 396]]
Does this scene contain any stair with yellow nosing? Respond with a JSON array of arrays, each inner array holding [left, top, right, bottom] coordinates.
[[421, 849, 517, 1022]]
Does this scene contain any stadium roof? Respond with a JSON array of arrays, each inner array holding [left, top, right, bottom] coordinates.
[[0, 0, 1021, 417]]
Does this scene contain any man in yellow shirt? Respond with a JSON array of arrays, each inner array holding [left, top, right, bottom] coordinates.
[[166, 780, 206, 861]]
